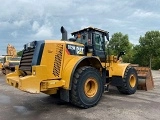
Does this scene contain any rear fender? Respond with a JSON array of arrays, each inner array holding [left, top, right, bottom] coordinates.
[[62, 57, 102, 90]]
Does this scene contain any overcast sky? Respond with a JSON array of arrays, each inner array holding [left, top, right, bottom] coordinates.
[[0, 0, 160, 55]]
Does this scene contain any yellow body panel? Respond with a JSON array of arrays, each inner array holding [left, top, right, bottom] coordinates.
[[40, 40, 84, 79], [40, 40, 65, 79]]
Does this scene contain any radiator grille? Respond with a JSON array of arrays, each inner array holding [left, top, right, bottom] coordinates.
[[53, 44, 63, 77], [19, 48, 35, 75]]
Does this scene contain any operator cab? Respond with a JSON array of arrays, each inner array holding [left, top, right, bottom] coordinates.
[[71, 27, 109, 62]]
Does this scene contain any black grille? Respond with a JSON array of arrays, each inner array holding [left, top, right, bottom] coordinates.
[[19, 48, 35, 75]]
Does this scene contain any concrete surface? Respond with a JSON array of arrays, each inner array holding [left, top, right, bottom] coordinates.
[[0, 70, 160, 120]]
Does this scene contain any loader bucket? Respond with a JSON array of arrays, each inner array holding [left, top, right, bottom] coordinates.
[[134, 66, 154, 91]]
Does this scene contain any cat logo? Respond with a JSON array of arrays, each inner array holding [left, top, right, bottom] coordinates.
[[76, 46, 84, 55]]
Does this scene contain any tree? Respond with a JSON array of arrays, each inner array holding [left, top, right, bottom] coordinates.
[[17, 50, 23, 57], [132, 31, 160, 69], [108, 32, 133, 62]]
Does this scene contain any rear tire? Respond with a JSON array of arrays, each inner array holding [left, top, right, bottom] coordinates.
[[70, 66, 103, 108], [117, 66, 138, 95]]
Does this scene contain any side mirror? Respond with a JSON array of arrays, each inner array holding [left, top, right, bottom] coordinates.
[[117, 51, 125, 60]]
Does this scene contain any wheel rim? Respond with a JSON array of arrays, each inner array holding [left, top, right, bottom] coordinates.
[[84, 78, 98, 98], [129, 75, 136, 88]]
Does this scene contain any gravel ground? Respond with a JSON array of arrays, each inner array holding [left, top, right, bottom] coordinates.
[[0, 70, 160, 120]]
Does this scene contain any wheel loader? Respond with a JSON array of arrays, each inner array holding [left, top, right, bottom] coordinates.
[[2, 55, 21, 75], [6, 26, 154, 108], [1, 44, 21, 75]]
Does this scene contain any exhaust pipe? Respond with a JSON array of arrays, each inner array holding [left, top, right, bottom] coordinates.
[[60, 26, 67, 40]]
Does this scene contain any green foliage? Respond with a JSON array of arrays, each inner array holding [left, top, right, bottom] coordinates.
[[17, 50, 23, 57], [108, 32, 133, 62], [132, 31, 160, 69], [108, 31, 160, 70]]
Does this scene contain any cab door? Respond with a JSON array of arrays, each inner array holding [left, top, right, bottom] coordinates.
[[92, 32, 106, 62]]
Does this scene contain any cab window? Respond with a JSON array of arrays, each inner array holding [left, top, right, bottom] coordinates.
[[94, 33, 103, 51]]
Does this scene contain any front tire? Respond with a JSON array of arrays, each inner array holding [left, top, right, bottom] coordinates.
[[117, 66, 138, 95], [70, 66, 103, 108]]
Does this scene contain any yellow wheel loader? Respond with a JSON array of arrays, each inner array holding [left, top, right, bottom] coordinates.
[[6, 26, 153, 108]]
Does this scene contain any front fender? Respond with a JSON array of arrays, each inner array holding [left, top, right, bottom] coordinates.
[[108, 63, 130, 78]]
